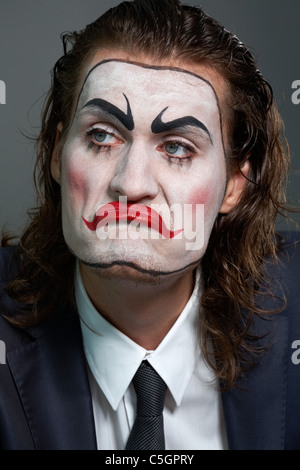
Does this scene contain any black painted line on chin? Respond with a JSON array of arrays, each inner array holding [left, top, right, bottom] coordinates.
[[78, 258, 201, 277]]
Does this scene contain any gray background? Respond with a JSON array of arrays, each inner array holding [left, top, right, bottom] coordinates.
[[0, 0, 299, 236]]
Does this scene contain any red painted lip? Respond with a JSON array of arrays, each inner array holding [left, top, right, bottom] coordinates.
[[82, 201, 183, 239]]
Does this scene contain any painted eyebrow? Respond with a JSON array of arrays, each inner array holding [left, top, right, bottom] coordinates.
[[151, 107, 213, 144], [81, 94, 134, 131]]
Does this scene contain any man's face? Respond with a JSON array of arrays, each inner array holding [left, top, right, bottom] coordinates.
[[53, 54, 229, 279]]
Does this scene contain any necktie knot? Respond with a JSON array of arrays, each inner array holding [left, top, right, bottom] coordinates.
[[125, 360, 167, 450], [133, 360, 167, 417]]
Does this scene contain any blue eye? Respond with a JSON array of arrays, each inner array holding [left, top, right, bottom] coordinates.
[[93, 131, 108, 142], [86, 127, 123, 153], [92, 130, 116, 144], [162, 140, 195, 160], [165, 143, 186, 157]]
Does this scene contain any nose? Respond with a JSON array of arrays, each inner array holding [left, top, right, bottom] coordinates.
[[109, 141, 159, 202]]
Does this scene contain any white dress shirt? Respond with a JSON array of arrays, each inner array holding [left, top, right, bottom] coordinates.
[[75, 263, 228, 450]]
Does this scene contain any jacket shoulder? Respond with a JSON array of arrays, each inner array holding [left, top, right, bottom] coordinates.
[[275, 231, 300, 299], [0, 246, 32, 350], [0, 245, 17, 279]]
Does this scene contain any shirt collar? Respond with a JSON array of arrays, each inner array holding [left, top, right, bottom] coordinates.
[[75, 262, 202, 410]]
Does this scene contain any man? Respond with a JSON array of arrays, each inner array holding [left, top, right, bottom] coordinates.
[[0, 0, 299, 450]]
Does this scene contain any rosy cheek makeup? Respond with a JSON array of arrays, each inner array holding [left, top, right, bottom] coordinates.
[[67, 166, 86, 193], [187, 179, 217, 209], [184, 178, 225, 240], [64, 157, 91, 211]]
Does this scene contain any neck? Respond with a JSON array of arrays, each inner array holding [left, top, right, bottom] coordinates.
[[79, 263, 196, 350]]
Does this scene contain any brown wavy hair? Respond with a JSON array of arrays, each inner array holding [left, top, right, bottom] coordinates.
[[2, 0, 293, 389]]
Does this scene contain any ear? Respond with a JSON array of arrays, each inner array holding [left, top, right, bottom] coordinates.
[[219, 159, 251, 214], [50, 122, 63, 184]]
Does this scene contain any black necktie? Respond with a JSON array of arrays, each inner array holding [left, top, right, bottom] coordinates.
[[125, 360, 167, 450]]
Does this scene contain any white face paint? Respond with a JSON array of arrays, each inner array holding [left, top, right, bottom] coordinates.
[[58, 59, 228, 277]]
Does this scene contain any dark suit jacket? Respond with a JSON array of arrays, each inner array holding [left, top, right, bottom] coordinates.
[[0, 232, 300, 450]]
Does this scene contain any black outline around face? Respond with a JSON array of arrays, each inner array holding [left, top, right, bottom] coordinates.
[[68, 60, 226, 276], [74, 59, 226, 156]]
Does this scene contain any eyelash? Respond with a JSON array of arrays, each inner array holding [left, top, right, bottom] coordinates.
[[84, 127, 196, 163], [85, 126, 121, 153], [158, 139, 196, 164]]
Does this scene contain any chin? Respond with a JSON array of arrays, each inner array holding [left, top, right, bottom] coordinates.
[[77, 250, 201, 285], [67, 235, 202, 280]]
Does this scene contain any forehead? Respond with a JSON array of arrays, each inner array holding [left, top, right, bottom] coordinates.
[[76, 59, 221, 116]]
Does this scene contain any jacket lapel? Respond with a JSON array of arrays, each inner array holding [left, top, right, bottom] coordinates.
[[222, 237, 300, 450], [222, 305, 289, 450], [7, 306, 97, 450]]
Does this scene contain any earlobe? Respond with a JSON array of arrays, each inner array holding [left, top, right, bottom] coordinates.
[[219, 160, 251, 214], [50, 122, 63, 184]]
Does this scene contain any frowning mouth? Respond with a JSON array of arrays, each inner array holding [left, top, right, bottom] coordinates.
[[82, 201, 183, 239]]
